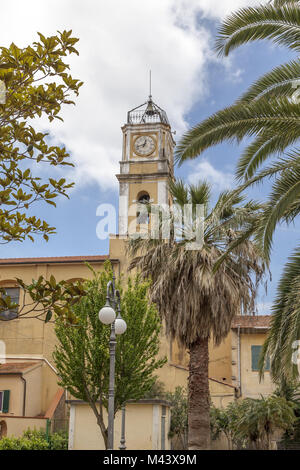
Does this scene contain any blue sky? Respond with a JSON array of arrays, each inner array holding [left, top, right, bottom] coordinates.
[[2, 1, 298, 315]]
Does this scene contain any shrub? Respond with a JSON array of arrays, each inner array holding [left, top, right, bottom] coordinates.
[[0, 428, 68, 450], [0, 435, 49, 450]]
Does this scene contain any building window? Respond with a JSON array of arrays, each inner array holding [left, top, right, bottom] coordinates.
[[0, 390, 10, 413], [0, 287, 20, 321], [251, 345, 270, 371]]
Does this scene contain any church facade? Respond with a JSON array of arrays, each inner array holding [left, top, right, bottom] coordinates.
[[0, 96, 274, 448]]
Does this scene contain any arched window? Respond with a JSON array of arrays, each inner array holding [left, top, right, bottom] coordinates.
[[137, 192, 150, 224], [0, 420, 7, 439], [137, 192, 150, 204], [0, 282, 19, 321]]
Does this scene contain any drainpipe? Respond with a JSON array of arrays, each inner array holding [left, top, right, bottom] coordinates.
[[20, 375, 26, 416], [237, 326, 241, 397], [45, 418, 51, 444]]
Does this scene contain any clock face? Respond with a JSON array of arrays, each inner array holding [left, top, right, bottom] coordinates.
[[134, 135, 156, 156]]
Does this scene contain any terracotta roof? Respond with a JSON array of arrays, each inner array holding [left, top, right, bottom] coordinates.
[[0, 362, 40, 373], [231, 315, 271, 329], [0, 255, 114, 265], [44, 388, 65, 419]]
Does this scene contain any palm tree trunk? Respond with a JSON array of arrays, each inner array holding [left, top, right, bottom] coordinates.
[[188, 336, 210, 450]]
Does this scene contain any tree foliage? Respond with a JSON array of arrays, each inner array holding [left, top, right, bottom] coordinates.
[[0, 31, 83, 321], [0, 428, 68, 450], [175, 0, 300, 380], [0, 30, 82, 244], [129, 179, 266, 449], [211, 395, 296, 450], [53, 262, 166, 449], [165, 387, 188, 450], [130, 180, 266, 347]]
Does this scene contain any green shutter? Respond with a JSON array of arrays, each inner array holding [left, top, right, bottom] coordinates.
[[2, 390, 10, 413], [251, 346, 270, 371]]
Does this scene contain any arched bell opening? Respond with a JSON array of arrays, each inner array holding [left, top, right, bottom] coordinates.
[[136, 191, 150, 225]]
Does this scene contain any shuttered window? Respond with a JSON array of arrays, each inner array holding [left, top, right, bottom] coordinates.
[[0, 390, 10, 413], [251, 345, 270, 371]]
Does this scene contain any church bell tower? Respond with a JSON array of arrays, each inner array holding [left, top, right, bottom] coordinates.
[[117, 95, 175, 237]]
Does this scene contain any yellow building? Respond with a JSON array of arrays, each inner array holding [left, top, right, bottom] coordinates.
[[0, 96, 274, 448]]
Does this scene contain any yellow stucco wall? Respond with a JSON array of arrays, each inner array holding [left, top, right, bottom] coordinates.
[[0, 362, 43, 418], [1, 416, 47, 437], [0, 375, 23, 416], [0, 261, 109, 361], [240, 333, 275, 398], [24, 364, 42, 417], [69, 401, 171, 450], [0, 260, 110, 423]]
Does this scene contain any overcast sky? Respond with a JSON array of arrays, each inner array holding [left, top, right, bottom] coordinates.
[[2, 0, 298, 315]]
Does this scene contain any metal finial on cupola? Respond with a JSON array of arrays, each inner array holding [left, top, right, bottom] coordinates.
[[127, 81, 170, 126]]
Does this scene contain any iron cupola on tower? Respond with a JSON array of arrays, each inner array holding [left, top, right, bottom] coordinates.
[[117, 93, 175, 237]]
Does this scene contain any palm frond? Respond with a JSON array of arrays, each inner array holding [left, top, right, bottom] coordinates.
[[239, 59, 300, 102], [175, 98, 300, 166], [216, 4, 300, 57], [236, 131, 298, 181], [189, 181, 211, 206], [128, 181, 266, 348], [168, 178, 188, 206], [255, 161, 300, 260], [260, 245, 300, 382]]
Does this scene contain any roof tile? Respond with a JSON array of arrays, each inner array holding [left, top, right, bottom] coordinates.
[[231, 315, 270, 329], [0, 362, 40, 373]]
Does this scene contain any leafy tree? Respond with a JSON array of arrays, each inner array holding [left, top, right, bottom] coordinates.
[[210, 405, 232, 449], [129, 180, 266, 449], [165, 387, 188, 450], [53, 262, 166, 449], [0, 30, 82, 244], [211, 396, 296, 450], [230, 396, 296, 450], [273, 378, 300, 444], [0, 31, 83, 320], [174, 0, 300, 381], [11, 275, 86, 323]]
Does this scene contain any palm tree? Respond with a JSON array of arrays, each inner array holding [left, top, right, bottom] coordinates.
[[129, 180, 265, 449], [228, 395, 296, 450], [175, 0, 300, 380], [175, 0, 300, 262]]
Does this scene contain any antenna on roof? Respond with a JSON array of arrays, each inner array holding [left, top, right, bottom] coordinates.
[[149, 70, 152, 101]]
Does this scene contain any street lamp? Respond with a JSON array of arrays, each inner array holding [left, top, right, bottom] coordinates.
[[98, 272, 127, 450]]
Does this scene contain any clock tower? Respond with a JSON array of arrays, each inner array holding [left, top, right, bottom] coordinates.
[[116, 95, 175, 237]]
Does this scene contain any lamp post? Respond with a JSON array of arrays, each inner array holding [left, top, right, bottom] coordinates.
[[98, 272, 127, 450]]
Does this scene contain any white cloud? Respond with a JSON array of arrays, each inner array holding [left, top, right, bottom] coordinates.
[[257, 302, 272, 316], [188, 160, 234, 190], [0, 0, 264, 190]]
